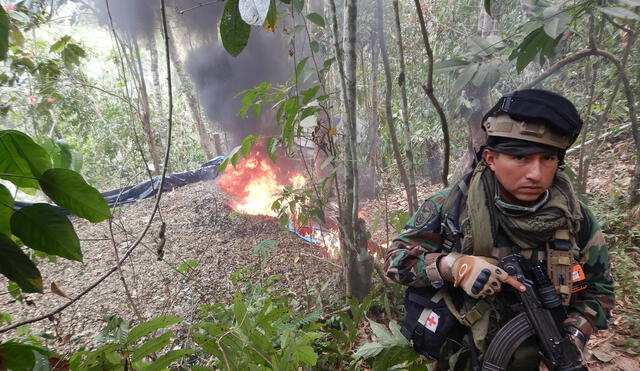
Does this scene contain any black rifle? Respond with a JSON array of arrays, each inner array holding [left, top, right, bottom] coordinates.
[[481, 254, 587, 371]]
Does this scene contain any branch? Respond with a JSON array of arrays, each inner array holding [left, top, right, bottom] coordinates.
[[517, 49, 599, 89], [414, 0, 450, 186]]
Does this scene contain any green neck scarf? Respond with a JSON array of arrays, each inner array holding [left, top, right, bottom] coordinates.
[[463, 161, 582, 257]]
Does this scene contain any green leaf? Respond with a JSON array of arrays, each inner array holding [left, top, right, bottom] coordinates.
[[39, 168, 111, 222], [295, 345, 318, 365], [0, 234, 43, 293], [226, 145, 242, 167], [0, 184, 13, 236], [354, 342, 385, 359], [127, 315, 183, 343], [217, 157, 230, 173], [452, 63, 478, 94], [266, 137, 278, 162], [306, 13, 325, 27], [0, 130, 52, 189], [310, 40, 319, 53], [388, 321, 409, 345], [239, 0, 271, 26], [368, 319, 394, 345], [233, 292, 248, 325], [241, 135, 259, 158], [0, 7, 9, 60], [597, 6, 640, 20], [301, 85, 320, 104], [177, 259, 199, 274], [220, 0, 252, 57], [510, 27, 554, 72], [433, 59, 470, 74], [295, 57, 309, 81], [70, 150, 83, 172], [263, 0, 278, 31], [0, 342, 38, 370], [10, 203, 82, 261], [141, 349, 195, 371], [253, 238, 277, 259], [52, 139, 72, 169], [542, 6, 571, 38], [131, 331, 172, 361], [293, 0, 304, 13]]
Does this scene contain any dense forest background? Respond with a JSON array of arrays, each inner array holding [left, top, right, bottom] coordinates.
[[0, 0, 638, 369]]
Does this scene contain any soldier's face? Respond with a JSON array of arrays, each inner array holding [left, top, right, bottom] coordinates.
[[483, 149, 559, 204]]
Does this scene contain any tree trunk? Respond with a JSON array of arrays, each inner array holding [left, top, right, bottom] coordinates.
[[166, 22, 215, 161], [378, 0, 415, 215], [366, 31, 379, 162], [392, 0, 419, 212], [329, 0, 371, 301]]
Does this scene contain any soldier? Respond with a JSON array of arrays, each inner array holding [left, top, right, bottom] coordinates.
[[385, 89, 614, 370]]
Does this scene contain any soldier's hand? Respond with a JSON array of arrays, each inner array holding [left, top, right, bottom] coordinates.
[[439, 253, 525, 298]]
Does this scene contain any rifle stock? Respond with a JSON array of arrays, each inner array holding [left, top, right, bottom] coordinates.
[[481, 254, 587, 371]]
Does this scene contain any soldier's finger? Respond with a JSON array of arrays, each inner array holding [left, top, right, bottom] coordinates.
[[502, 276, 526, 292]]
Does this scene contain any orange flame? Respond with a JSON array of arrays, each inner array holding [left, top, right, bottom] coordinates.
[[216, 150, 306, 216]]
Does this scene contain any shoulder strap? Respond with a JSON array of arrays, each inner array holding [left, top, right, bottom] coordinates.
[[440, 173, 473, 252]]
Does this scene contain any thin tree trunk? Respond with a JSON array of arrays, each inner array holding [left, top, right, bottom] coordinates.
[[166, 22, 215, 160], [329, 0, 371, 301], [366, 22, 380, 170], [392, 0, 418, 212], [121, 36, 162, 176], [378, 0, 414, 215], [577, 60, 598, 193]]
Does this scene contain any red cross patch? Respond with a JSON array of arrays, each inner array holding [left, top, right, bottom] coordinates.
[[418, 309, 440, 333]]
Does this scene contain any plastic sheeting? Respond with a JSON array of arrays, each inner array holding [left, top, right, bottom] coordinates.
[[13, 156, 225, 213]]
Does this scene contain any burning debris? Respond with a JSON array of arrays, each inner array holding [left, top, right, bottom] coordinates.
[[214, 147, 344, 258], [215, 149, 306, 216]]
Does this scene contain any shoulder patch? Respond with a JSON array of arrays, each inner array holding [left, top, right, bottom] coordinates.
[[414, 199, 438, 228]]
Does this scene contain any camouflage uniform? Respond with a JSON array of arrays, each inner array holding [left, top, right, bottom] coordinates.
[[384, 180, 614, 366]]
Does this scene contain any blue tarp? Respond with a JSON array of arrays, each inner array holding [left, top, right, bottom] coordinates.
[[13, 156, 225, 212]]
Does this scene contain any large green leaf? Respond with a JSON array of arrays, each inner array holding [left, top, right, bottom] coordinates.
[[10, 203, 82, 261], [239, 0, 271, 26], [0, 6, 9, 60], [0, 130, 52, 189], [0, 234, 43, 293], [39, 168, 111, 222], [141, 349, 195, 371], [0, 184, 13, 236], [131, 331, 172, 362], [221, 0, 251, 57], [509, 27, 555, 72], [127, 315, 183, 343]]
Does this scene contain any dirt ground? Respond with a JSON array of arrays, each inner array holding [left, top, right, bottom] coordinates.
[[1, 131, 639, 369], [0, 182, 343, 358]]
